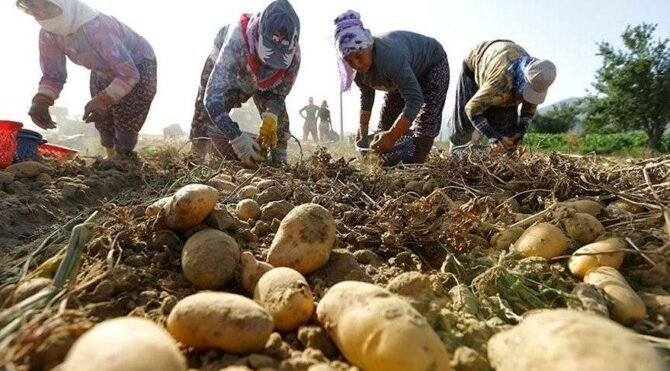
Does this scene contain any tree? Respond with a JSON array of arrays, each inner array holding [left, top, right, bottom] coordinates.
[[583, 23, 670, 150], [530, 101, 583, 134]]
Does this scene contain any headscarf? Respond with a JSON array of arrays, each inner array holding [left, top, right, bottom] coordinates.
[[241, 0, 300, 91], [31, 0, 99, 36], [333, 10, 374, 92], [509, 56, 535, 95]]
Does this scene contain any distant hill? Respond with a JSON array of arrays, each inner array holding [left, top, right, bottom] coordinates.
[[537, 97, 582, 115]]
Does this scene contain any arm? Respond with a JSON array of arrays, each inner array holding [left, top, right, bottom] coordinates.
[[37, 30, 67, 101], [518, 102, 537, 134], [464, 82, 506, 140], [355, 76, 375, 137], [299, 106, 307, 119], [204, 48, 242, 140], [90, 29, 141, 105], [389, 61, 424, 138]]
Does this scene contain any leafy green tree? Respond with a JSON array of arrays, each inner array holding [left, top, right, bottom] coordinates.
[[583, 23, 670, 150], [530, 101, 582, 134]]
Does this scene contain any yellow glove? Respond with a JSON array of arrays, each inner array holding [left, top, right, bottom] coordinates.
[[258, 112, 279, 150]]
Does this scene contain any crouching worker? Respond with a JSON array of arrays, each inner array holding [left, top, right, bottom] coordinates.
[[18, 0, 157, 158], [447, 40, 556, 153], [334, 10, 449, 163], [190, 0, 300, 168]]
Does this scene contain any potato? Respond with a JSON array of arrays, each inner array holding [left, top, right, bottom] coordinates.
[[256, 179, 279, 192], [237, 199, 261, 221], [164, 184, 219, 231], [6, 161, 52, 178], [62, 317, 186, 371], [239, 251, 274, 294], [316, 281, 451, 371], [167, 292, 274, 353], [254, 267, 314, 331], [490, 227, 525, 250], [182, 229, 240, 289], [560, 199, 604, 217], [145, 196, 172, 217], [268, 204, 336, 274], [584, 266, 647, 323], [612, 199, 646, 214], [207, 178, 237, 193], [562, 213, 605, 244], [255, 186, 284, 205], [511, 223, 568, 259], [488, 309, 665, 371], [568, 238, 626, 278], [239, 185, 259, 199], [261, 200, 295, 223], [404, 181, 425, 194]]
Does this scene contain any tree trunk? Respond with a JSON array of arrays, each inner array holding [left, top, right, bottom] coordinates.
[[647, 125, 664, 151]]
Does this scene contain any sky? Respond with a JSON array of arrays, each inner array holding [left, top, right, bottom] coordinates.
[[1, 0, 669, 137]]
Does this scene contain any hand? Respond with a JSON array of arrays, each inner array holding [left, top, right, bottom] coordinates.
[[490, 139, 507, 154], [83, 95, 113, 123], [370, 130, 398, 153], [500, 132, 524, 150], [357, 124, 369, 142], [28, 94, 57, 129], [257, 112, 278, 150], [231, 132, 265, 168]]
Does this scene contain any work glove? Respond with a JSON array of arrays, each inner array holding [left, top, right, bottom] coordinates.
[[83, 94, 113, 123], [370, 130, 398, 153], [257, 112, 278, 150], [28, 94, 57, 129], [231, 132, 265, 169]]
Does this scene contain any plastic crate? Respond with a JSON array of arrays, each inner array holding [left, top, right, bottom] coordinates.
[[0, 120, 23, 169], [14, 129, 46, 162]]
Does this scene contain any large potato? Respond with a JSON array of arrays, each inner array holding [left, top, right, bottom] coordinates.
[[562, 213, 605, 244], [6, 161, 51, 178], [584, 266, 647, 323], [560, 200, 604, 217], [167, 292, 274, 354], [316, 281, 451, 371], [568, 238, 626, 278], [268, 204, 336, 274], [488, 309, 665, 371], [490, 227, 525, 250], [239, 252, 274, 294], [165, 184, 219, 231], [237, 199, 261, 221], [182, 229, 240, 289], [62, 317, 186, 371], [511, 223, 568, 259], [254, 267, 314, 331]]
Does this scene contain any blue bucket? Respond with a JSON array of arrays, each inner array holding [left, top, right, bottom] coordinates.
[[356, 132, 415, 166], [13, 129, 47, 163]]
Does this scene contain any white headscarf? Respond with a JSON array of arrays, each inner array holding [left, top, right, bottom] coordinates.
[[37, 0, 99, 36]]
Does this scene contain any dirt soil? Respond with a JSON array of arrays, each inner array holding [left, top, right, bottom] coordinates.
[[1, 147, 670, 370]]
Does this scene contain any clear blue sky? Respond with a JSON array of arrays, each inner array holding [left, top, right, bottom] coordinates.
[[0, 0, 668, 135]]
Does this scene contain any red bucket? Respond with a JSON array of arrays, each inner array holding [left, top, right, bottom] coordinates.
[[38, 143, 78, 160], [0, 120, 23, 169]]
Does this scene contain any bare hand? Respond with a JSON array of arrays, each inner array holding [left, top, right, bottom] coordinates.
[[370, 130, 397, 153]]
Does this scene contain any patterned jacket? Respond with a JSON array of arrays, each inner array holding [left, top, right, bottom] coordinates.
[[37, 14, 155, 104]]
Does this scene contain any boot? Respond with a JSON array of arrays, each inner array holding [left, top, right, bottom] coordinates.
[[104, 146, 116, 159]]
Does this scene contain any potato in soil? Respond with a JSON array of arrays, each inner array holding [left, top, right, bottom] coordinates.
[[239, 251, 274, 294], [562, 213, 605, 244], [584, 266, 647, 323], [267, 203, 336, 274], [182, 229, 240, 289], [254, 267, 314, 331], [512, 223, 568, 259], [167, 292, 273, 354], [568, 238, 626, 278], [488, 309, 665, 371], [316, 281, 451, 371], [237, 199, 262, 221], [164, 184, 219, 231], [62, 317, 186, 371]]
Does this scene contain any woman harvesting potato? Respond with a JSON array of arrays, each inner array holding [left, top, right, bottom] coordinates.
[[334, 10, 449, 163]]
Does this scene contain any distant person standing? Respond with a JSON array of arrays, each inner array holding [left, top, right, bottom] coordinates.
[[299, 97, 319, 142], [318, 100, 333, 143], [446, 40, 556, 152], [17, 0, 157, 159]]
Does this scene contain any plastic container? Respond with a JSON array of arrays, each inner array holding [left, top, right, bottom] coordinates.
[[13, 129, 47, 163], [38, 143, 78, 160], [356, 132, 415, 166], [0, 120, 23, 169]]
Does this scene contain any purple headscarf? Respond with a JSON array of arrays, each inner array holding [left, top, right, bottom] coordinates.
[[334, 10, 373, 92]]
